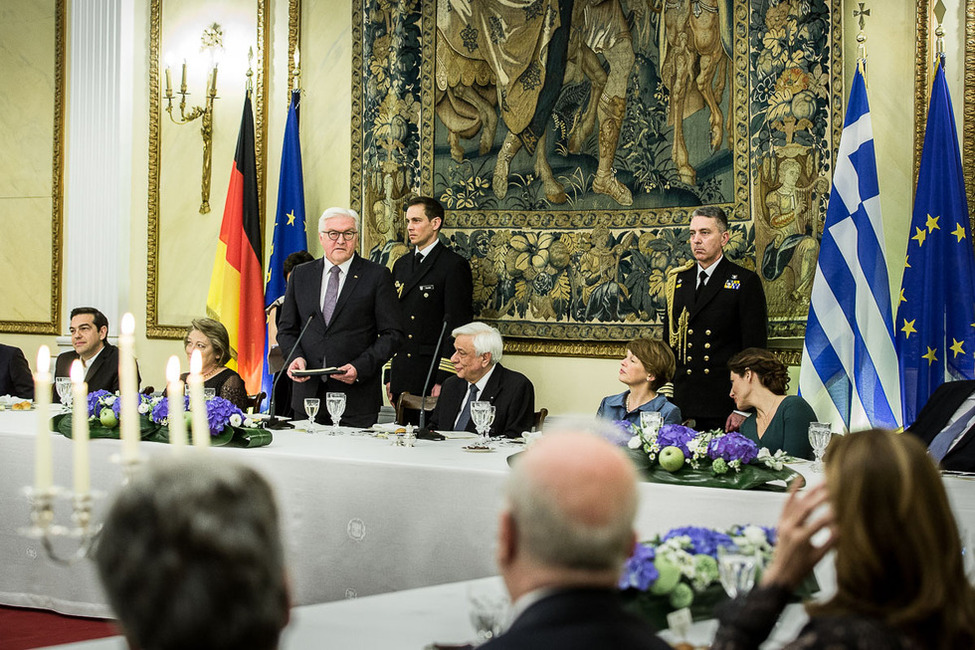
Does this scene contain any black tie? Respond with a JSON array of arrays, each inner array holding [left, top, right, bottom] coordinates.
[[695, 270, 708, 300], [413, 252, 423, 272]]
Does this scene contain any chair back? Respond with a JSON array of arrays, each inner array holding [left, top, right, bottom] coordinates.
[[245, 392, 266, 414], [532, 408, 548, 432], [396, 391, 438, 425]]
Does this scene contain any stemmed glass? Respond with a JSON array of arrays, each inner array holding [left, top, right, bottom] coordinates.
[[808, 422, 832, 472], [303, 398, 320, 432], [717, 544, 758, 598], [55, 377, 72, 411], [326, 392, 346, 433], [470, 401, 493, 445], [467, 582, 508, 642]]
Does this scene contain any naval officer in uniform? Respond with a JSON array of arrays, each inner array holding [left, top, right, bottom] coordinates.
[[386, 197, 473, 411], [664, 206, 768, 431]]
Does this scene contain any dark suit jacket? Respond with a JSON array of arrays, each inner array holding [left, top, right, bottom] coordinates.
[[388, 242, 473, 398], [480, 589, 669, 650], [0, 344, 34, 399], [53, 342, 139, 402], [907, 380, 975, 472], [277, 254, 403, 427], [429, 363, 534, 438], [664, 257, 767, 422]]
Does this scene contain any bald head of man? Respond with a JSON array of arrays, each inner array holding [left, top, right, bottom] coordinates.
[[497, 430, 639, 602]]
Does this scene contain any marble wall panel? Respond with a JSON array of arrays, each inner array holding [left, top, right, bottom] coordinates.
[[0, 198, 54, 322]]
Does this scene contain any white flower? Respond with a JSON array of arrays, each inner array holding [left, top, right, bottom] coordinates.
[[138, 402, 150, 414], [627, 435, 642, 449], [243, 418, 255, 428], [742, 525, 768, 547], [229, 413, 242, 427], [105, 395, 118, 405]]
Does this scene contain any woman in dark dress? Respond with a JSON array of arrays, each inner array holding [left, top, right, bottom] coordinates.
[[181, 318, 248, 411], [714, 429, 975, 649]]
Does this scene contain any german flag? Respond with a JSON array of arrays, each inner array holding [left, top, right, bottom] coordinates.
[[207, 92, 265, 394]]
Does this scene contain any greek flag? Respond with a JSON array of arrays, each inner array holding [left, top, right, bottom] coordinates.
[[799, 65, 901, 432], [896, 56, 975, 425]]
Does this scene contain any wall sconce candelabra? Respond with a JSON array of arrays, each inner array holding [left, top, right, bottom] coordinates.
[[164, 23, 223, 214]]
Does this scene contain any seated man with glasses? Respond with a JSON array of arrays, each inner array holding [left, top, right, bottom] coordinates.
[[278, 207, 404, 427]]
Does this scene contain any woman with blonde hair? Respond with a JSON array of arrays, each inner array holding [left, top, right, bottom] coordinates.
[[728, 347, 815, 458], [714, 429, 975, 649], [181, 318, 249, 411]]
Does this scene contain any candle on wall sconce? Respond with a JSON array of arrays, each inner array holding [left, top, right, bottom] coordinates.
[[164, 52, 174, 98], [163, 23, 223, 214]]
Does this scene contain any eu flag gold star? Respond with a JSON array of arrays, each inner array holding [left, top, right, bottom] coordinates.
[[922, 346, 938, 365], [286, 210, 296, 226], [905, 254, 911, 268], [950, 339, 966, 357], [953, 223, 967, 242], [899, 288, 906, 304], [901, 319, 917, 338], [911, 226, 927, 247], [925, 213, 940, 232]]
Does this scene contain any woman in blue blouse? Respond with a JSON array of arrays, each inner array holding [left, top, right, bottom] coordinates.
[[728, 348, 815, 459], [597, 338, 682, 427]]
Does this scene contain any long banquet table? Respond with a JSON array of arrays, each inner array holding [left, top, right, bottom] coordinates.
[[3, 410, 975, 619]]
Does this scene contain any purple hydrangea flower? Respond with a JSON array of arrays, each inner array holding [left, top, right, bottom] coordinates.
[[206, 396, 244, 436], [86, 390, 113, 417], [707, 431, 759, 465], [604, 420, 635, 446], [656, 424, 697, 457], [661, 526, 735, 557], [618, 542, 658, 591]]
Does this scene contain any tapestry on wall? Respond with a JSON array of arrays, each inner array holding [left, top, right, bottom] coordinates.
[[351, 0, 841, 355]]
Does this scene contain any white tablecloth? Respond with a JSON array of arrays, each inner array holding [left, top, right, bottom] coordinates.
[[39, 576, 811, 650], [4, 410, 975, 619]]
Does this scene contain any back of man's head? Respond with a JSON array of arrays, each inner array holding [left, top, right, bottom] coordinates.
[[501, 430, 638, 592], [95, 456, 289, 650]]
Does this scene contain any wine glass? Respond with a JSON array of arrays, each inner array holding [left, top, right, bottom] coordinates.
[[55, 377, 72, 411], [484, 405, 496, 442], [640, 411, 663, 435], [326, 392, 346, 433], [717, 544, 758, 598], [467, 582, 508, 642], [303, 398, 320, 432], [808, 422, 832, 472], [470, 400, 491, 444], [203, 388, 216, 400]]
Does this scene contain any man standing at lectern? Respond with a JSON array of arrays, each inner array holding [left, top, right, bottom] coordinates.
[[386, 196, 473, 408], [664, 207, 768, 431], [278, 207, 403, 427]]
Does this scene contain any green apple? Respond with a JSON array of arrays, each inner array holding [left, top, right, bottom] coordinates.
[[658, 445, 685, 472], [99, 407, 118, 428], [649, 557, 682, 594], [668, 582, 694, 609]]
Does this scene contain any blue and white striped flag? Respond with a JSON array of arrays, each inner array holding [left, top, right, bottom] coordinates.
[[799, 65, 901, 432]]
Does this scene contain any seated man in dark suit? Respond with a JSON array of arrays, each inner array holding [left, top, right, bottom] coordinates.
[[94, 455, 289, 650], [53, 307, 140, 401], [482, 429, 668, 650], [907, 379, 975, 472], [0, 343, 34, 398], [429, 322, 533, 437]]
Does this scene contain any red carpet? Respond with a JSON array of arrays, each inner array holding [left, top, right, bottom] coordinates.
[[0, 606, 118, 649]]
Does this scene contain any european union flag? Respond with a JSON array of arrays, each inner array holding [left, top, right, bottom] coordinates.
[[261, 90, 308, 409], [896, 55, 975, 425], [265, 90, 307, 306]]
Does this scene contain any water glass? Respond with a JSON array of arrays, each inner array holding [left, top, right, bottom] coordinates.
[[470, 400, 491, 444], [717, 545, 758, 598], [326, 392, 346, 432], [640, 411, 664, 435], [55, 377, 72, 410], [203, 387, 216, 400], [808, 422, 832, 472], [303, 398, 320, 432]]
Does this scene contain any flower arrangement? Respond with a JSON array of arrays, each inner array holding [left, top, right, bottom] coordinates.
[[55, 391, 270, 448], [618, 524, 815, 627], [622, 423, 800, 490]]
